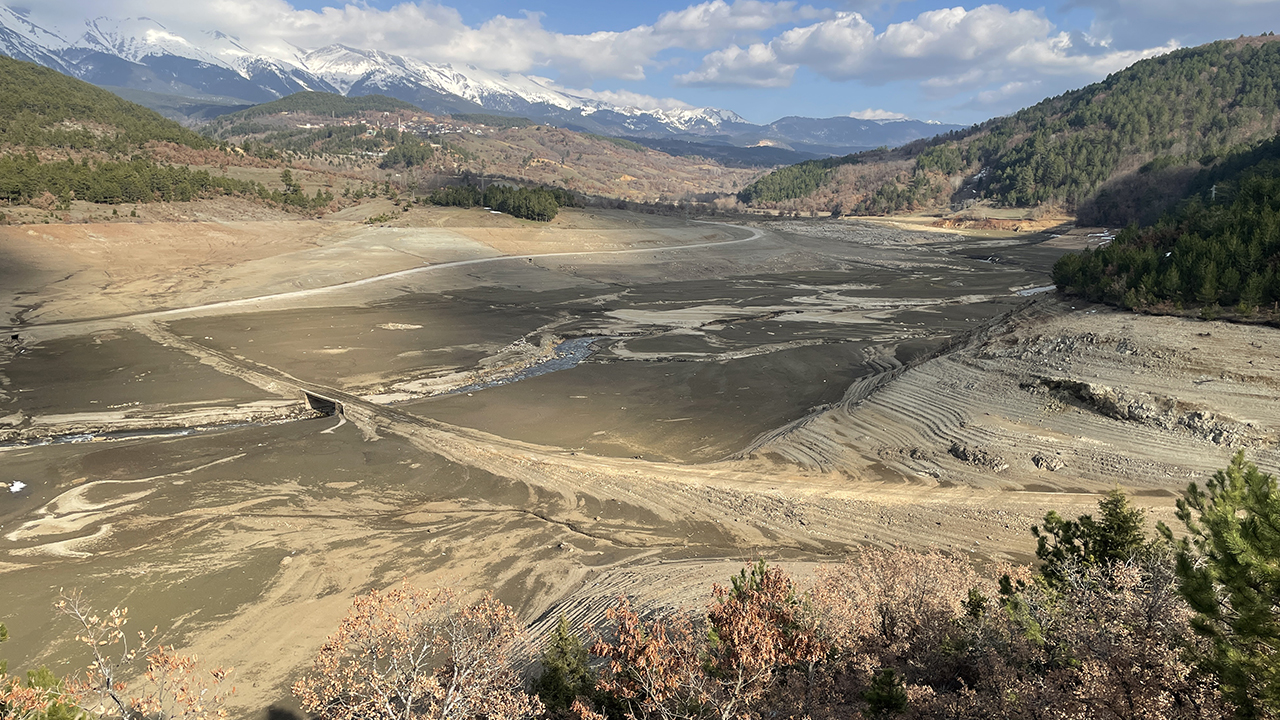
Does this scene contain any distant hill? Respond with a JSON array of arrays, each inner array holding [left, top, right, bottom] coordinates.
[[0, 55, 210, 150], [755, 116, 959, 152], [101, 86, 252, 125], [210, 103, 762, 204], [0, 57, 324, 211], [0, 9, 961, 155], [741, 35, 1280, 221], [622, 136, 821, 168], [450, 113, 535, 129], [210, 91, 418, 125]]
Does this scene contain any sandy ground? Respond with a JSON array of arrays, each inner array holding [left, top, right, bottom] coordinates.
[[1, 203, 1275, 718]]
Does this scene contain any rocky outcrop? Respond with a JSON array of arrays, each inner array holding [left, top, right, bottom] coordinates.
[[1030, 375, 1271, 447]]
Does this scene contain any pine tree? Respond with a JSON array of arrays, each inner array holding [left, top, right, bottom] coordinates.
[[863, 668, 908, 717], [1162, 452, 1280, 719], [533, 613, 593, 717], [1033, 488, 1147, 584]]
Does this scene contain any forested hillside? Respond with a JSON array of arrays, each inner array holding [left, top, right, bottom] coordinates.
[[207, 91, 417, 126], [0, 55, 209, 151], [451, 113, 537, 129], [211, 93, 763, 204], [0, 56, 340, 212], [741, 35, 1280, 220], [423, 183, 577, 221], [1053, 133, 1280, 318]]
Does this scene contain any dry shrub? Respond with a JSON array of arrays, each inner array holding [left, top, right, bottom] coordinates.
[[590, 598, 709, 720], [930, 554, 1223, 720], [0, 676, 61, 720], [54, 589, 235, 720], [292, 582, 541, 720], [800, 549, 1222, 720], [29, 191, 56, 211], [146, 142, 277, 170], [1030, 557, 1221, 720], [813, 548, 989, 669], [591, 563, 825, 720]]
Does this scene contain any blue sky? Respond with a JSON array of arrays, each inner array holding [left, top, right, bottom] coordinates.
[[30, 0, 1280, 125]]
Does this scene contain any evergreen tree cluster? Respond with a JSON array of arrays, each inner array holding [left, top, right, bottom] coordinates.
[[1166, 452, 1280, 718], [736, 156, 845, 204], [423, 183, 578, 221], [1053, 133, 1280, 314], [1033, 488, 1147, 585], [378, 139, 435, 169], [0, 154, 261, 205], [450, 113, 537, 129], [230, 124, 387, 156], [0, 155, 332, 210], [210, 92, 416, 125], [741, 36, 1280, 214], [0, 56, 210, 151], [273, 169, 335, 211], [849, 171, 950, 215]]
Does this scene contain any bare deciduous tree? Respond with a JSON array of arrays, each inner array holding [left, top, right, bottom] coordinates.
[[55, 589, 234, 720]]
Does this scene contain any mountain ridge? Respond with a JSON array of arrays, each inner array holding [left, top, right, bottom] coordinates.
[[0, 5, 963, 153], [740, 34, 1280, 221]]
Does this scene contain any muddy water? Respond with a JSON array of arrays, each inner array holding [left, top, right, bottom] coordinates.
[[406, 342, 874, 462], [3, 329, 272, 415]]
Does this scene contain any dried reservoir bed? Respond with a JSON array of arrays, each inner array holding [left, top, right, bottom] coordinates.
[[2, 206, 1276, 718]]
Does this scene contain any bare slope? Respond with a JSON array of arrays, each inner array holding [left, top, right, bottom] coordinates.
[[750, 298, 1280, 491]]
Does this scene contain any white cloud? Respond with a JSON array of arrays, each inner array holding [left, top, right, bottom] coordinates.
[[1065, 0, 1280, 47], [848, 107, 908, 119], [676, 43, 798, 86], [972, 79, 1038, 104], [546, 83, 697, 112], [677, 3, 1177, 102]]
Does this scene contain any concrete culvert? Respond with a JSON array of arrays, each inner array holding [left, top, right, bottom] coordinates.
[[304, 392, 341, 417]]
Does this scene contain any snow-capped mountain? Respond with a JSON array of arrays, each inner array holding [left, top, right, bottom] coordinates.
[[0, 6, 962, 149], [78, 16, 219, 66], [0, 7, 750, 136], [291, 43, 751, 136], [0, 6, 72, 72]]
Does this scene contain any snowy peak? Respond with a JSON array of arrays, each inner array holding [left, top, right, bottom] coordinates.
[[78, 16, 224, 67], [0, 6, 72, 71], [0, 4, 749, 136], [0, 6, 70, 50], [0, 5, 958, 150], [292, 43, 742, 131]]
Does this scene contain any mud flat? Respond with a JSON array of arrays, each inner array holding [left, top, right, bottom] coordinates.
[[4, 205, 1269, 718]]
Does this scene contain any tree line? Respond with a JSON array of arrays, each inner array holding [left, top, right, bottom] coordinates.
[[0, 155, 333, 212], [423, 183, 578, 221], [210, 92, 416, 125], [1053, 132, 1280, 317], [450, 114, 537, 130], [6, 453, 1280, 719]]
